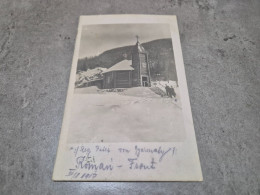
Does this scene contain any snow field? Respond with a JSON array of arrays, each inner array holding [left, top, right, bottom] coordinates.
[[68, 88, 186, 143]]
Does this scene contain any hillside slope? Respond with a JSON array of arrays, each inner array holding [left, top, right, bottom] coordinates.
[[77, 38, 177, 81]]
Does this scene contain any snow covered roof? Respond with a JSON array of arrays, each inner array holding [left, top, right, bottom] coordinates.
[[79, 67, 107, 78], [103, 60, 134, 73]]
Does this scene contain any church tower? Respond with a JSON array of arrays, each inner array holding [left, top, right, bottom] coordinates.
[[131, 36, 151, 87]]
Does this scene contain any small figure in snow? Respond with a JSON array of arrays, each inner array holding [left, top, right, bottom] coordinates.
[[170, 86, 177, 101], [169, 87, 173, 98], [165, 85, 170, 97]]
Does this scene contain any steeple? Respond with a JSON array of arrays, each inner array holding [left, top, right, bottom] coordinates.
[[131, 35, 151, 87], [133, 35, 146, 53]]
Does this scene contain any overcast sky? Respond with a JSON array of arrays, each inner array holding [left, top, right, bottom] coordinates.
[[78, 23, 171, 59]]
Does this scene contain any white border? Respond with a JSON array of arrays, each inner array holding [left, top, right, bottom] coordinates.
[[53, 15, 203, 181]]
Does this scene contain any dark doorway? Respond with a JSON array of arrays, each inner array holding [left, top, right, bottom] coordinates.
[[142, 76, 149, 87]]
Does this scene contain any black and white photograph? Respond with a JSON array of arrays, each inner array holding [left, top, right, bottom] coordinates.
[[68, 23, 185, 143], [53, 15, 203, 181]]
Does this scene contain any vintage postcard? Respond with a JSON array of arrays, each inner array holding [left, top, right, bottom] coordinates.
[[53, 15, 203, 181]]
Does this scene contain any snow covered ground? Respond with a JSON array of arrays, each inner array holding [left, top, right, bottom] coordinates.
[[68, 86, 186, 143], [74, 86, 101, 94]]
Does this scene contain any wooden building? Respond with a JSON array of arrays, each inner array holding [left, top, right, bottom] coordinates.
[[103, 38, 151, 89], [103, 60, 134, 89]]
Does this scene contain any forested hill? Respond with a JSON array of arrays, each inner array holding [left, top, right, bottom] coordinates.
[[77, 38, 177, 81]]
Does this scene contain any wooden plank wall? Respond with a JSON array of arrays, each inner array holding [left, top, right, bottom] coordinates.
[[115, 71, 132, 88]]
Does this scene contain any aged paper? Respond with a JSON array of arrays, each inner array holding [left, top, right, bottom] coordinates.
[[53, 15, 203, 181]]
